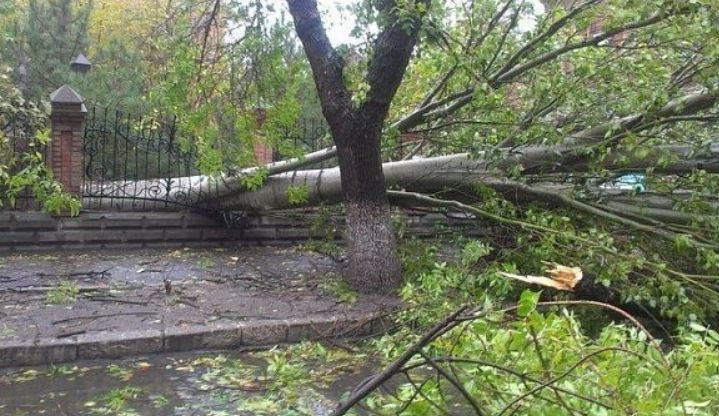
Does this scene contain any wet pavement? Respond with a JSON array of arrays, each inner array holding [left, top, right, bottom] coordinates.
[[0, 347, 376, 415], [0, 247, 398, 366]]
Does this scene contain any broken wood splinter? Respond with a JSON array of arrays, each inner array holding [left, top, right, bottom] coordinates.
[[498, 263, 583, 291]]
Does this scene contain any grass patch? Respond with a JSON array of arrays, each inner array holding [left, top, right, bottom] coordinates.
[[45, 280, 79, 304]]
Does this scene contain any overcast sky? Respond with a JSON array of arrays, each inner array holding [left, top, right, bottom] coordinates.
[[272, 0, 546, 47], [316, 0, 544, 46], [315, 0, 356, 46]]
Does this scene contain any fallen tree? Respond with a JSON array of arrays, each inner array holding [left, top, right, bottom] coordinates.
[[85, 142, 719, 234], [83, 78, 719, 215], [82, 0, 719, 317], [83, 87, 719, 210]]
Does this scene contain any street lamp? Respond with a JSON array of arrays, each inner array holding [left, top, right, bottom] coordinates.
[[70, 53, 91, 74]]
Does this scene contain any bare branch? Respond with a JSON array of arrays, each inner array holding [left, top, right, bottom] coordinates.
[[390, 87, 475, 131], [420, 65, 458, 108], [483, 1, 524, 76], [401, 357, 612, 410], [197, 0, 220, 72], [493, 0, 601, 78], [331, 305, 471, 415], [471, 0, 516, 51], [417, 351, 486, 416], [565, 90, 717, 146]]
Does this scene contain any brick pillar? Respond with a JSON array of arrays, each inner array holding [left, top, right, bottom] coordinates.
[[253, 107, 274, 165], [48, 85, 86, 197]]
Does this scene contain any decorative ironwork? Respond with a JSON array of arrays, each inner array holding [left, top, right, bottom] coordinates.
[[82, 108, 219, 211], [274, 119, 332, 166], [82, 107, 332, 212], [0, 109, 48, 210]]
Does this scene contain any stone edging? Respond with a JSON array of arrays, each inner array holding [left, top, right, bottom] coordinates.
[[0, 312, 392, 368]]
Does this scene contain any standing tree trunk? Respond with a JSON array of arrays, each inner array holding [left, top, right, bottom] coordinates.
[[287, 0, 426, 292], [336, 115, 401, 291]]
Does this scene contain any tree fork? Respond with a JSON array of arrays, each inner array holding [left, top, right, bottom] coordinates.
[[287, 0, 427, 292]]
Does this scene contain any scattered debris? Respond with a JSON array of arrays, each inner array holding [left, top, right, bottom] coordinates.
[[498, 263, 583, 291]]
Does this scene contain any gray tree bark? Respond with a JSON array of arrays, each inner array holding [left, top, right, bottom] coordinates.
[[85, 142, 719, 212]]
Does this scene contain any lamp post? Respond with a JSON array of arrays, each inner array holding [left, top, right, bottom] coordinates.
[[70, 53, 91, 74]]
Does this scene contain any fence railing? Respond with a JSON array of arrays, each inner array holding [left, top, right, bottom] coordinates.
[[83, 109, 198, 182], [0, 108, 49, 211], [81, 107, 218, 211], [274, 119, 332, 161], [81, 107, 332, 212], [4, 84, 333, 213]]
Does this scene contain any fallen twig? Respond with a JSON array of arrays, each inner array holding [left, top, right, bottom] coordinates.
[[56, 330, 86, 338], [37, 268, 113, 278], [83, 295, 149, 306], [2, 285, 117, 294], [52, 311, 157, 325], [332, 305, 470, 415]]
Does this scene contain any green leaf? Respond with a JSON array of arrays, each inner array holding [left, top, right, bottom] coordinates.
[[287, 184, 310, 206], [517, 289, 541, 317], [689, 322, 708, 332]]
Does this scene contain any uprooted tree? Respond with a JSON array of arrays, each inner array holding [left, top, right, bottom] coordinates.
[[89, 0, 719, 315]]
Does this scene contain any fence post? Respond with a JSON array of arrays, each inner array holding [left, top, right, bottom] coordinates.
[[253, 107, 274, 164], [48, 85, 86, 197]]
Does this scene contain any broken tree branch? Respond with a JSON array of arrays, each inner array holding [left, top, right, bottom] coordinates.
[[331, 305, 470, 415], [499, 264, 583, 292]]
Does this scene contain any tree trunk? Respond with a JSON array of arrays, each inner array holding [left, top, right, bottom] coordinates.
[[336, 117, 401, 292], [345, 199, 401, 291], [286, 0, 426, 293]]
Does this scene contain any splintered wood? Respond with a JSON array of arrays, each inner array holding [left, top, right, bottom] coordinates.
[[498, 263, 583, 291]]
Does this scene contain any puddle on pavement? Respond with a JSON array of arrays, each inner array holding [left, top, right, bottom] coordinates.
[[0, 348, 375, 415]]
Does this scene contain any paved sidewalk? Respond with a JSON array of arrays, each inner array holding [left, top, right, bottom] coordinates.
[[0, 246, 398, 367]]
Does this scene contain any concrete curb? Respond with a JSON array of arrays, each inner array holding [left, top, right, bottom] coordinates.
[[0, 312, 393, 368]]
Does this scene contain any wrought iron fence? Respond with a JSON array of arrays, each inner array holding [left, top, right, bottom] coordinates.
[[0, 109, 49, 210], [82, 108, 220, 211], [81, 108, 333, 212], [83, 109, 204, 182], [274, 118, 332, 163]]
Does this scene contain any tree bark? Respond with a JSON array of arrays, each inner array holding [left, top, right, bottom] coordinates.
[[88, 143, 719, 214], [286, 0, 425, 292], [335, 115, 401, 290]]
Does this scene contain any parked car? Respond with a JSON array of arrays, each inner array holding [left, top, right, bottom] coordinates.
[[599, 172, 647, 192]]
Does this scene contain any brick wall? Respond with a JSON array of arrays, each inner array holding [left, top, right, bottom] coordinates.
[[252, 107, 274, 165], [253, 142, 274, 165]]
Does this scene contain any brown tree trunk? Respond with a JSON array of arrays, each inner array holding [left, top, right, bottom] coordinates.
[[336, 117, 402, 291], [287, 0, 425, 293]]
